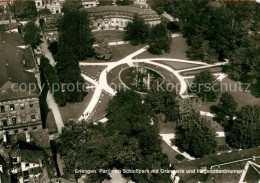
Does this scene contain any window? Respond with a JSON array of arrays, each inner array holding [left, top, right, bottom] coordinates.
[[29, 102, 33, 108], [14, 130, 18, 134], [20, 103, 25, 110], [0, 106, 5, 113], [38, 2, 40, 6], [31, 115, 36, 122], [33, 127, 37, 130], [13, 157, 18, 163], [10, 104, 14, 111], [12, 117, 16, 125], [22, 118, 27, 123], [25, 163, 29, 167], [24, 128, 27, 131], [2, 119, 7, 126]]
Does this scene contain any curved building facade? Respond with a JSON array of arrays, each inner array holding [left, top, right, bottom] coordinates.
[[84, 6, 161, 29]]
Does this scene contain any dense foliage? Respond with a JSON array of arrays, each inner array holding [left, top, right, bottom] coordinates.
[[176, 98, 217, 158], [226, 105, 260, 149], [39, 56, 66, 107], [9, 0, 37, 18], [58, 10, 94, 60], [55, 47, 87, 103], [124, 15, 150, 45], [211, 92, 237, 125], [147, 24, 172, 55], [24, 22, 41, 49], [189, 70, 220, 102], [94, 40, 112, 60], [146, 79, 179, 121]]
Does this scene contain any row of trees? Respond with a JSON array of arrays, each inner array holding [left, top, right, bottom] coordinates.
[[124, 15, 172, 55], [53, 9, 95, 103]]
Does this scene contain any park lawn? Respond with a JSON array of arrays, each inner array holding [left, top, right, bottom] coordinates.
[[92, 30, 124, 42], [161, 140, 188, 164], [59, 90, 95, 123], [88, 92, 113, 122], [135, 36, 190, 60], [45, 110, 57, 134], [159, 120, 176, 134], [154, 60, 203, 70], [174, 147, 260, 182], [80, 65, 107, 80], [180, 66, 223, 76], [83, 44, 144, 63], [107, 64, 129, 89]]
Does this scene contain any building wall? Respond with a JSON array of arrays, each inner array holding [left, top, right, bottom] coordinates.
[[88, 12, 161, 29], [82, 1, 99, 8], [0, 97, 42, 135]]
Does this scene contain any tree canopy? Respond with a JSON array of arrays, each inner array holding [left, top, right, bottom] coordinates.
[[10, 0, 37, 18], [176, 98, 217, 158], [24, 22, 41, 49], [189, 70, 220, 102], [124, 15, 150, 45], [226, 105, 260, 149], [58, 10, 95, 60], [147, 24, 171, 55]]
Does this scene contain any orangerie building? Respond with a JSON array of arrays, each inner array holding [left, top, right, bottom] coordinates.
[[84, 5, 161, 29]]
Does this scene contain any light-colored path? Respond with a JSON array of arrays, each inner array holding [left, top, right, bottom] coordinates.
[[160, 134, 196, 161], [46, 91, 64, 133], [79, 44, 229, 121], [40, 37, 64, 133]]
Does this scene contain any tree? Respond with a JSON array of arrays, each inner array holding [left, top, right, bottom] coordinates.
[[59, 120, 141, 182], [147, 24, 171, 55], [211, 92, 237, 125], [94, 39, 112, 60], [58, 10, 94, 60], [146, 79, 179, 121], [226, 105, 260, 149], [175, 107, 217, 158], [24, 22, 41, 49], [106, 90, 151, 136], [55, 46, 87, 103], [10, 0, 37, 18], [124, 15, 150, 45], [189, 70, 220, 102], [48, 41, 59, 55], [201, 40, 218, 64]]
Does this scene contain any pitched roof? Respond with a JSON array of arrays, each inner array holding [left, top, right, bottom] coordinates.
[[0, 32, 38, 101], [84, 5, 158, 15]]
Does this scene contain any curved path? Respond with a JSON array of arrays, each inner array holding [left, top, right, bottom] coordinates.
[[78, 46, 228, 121]]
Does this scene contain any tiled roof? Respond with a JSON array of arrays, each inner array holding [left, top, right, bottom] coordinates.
[[0, 32, 38, 101], [84, 5, 158, 15]]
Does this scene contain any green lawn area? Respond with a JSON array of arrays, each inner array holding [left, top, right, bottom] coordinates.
[[135, 36, 190, 60], [107, 64, 129, 90], [80, 65, 107, 80], [154, 60, 202, 70], [92, 30, 124, 42], [83, 44, 144, 63], [59, 90, 94, 123], [88, 92, 112, 122], [180, 66, 223, 76]]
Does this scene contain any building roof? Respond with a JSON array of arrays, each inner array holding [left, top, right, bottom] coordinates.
[[0, 32, 38, 101], [84, 5, 158, 15]]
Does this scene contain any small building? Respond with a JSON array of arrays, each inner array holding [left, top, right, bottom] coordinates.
[[82, 0, 99, 8], [83, 5, 161, 29]]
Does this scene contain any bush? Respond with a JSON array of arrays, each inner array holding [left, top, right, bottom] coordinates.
[[94, 40, 112, 60], [175, 154, 185, 161]]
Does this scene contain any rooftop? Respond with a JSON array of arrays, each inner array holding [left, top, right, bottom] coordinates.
[[0, 32, 38, 101], [84, 5, 158, 15]]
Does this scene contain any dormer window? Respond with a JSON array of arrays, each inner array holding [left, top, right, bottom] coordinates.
[[31, 115, 36, 122]]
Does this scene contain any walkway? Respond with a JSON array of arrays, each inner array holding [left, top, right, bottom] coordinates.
[[79, 45, 229, 121], [40, 37, 64, 133]]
